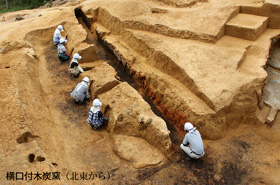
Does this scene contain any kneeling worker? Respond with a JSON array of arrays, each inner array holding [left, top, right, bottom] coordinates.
[[69, 53, 84, 77], [180, 122, 205, 160], [57, 38, 70, 62], [53, 25, 66, 45], [87, 99, 108, 130], [70, 77, 90, 104]]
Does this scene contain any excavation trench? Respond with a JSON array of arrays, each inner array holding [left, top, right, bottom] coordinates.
[[75, 8, 183, 145], [260, 35, 280, 127]]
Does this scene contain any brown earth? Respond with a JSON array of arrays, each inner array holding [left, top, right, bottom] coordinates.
[[1, 0, 280, 184]]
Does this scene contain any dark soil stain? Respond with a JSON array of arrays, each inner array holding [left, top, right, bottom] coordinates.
[[220, 162, 248, 185], [43, 39, 90, 126]]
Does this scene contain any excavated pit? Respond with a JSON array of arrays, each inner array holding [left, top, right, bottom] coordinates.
[[73, 11, 268, 183], [75, 8, 183, 145], [74, 5, 272, 142], [1, 1, 280, 184], [16, 131, 39, 144], [77, 8, 192, 139], [82, 3, 267, 141]]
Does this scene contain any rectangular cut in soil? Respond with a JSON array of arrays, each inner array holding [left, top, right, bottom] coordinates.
[[226, 13, 269, 40]]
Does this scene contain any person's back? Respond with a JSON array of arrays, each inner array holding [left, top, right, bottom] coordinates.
[[70, 77, 90, 103], [57, 43, 66, 54], [68, 53, 83, 77], [53, 25, 64, 45], [87, 99, 108, 130], [57, 38, 69, 62], [87, 110, 104, 129], [184, 130, 204, 155], [69, 58, 78, 68], [180, 122, 205, 160]]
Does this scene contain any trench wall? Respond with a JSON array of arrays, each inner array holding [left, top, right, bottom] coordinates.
[[78, 2, 271, 140], [98, 35, 264, 140]]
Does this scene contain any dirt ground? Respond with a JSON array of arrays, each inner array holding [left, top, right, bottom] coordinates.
[[1, 0, 280, 184]]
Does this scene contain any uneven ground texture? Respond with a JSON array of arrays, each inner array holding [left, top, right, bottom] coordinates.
[[1, 0, 280, 184]]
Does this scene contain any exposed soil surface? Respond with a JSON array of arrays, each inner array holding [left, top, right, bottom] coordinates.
[[1, 0, 280, 184]]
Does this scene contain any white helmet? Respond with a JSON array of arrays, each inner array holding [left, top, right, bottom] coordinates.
[[93, 99, 102, 107], [59, 38, 67, 44], [184, 122, 194, 131], [83, 77, 89, 83], [58, 25, 64, 31], [73, 53, 82, 60]]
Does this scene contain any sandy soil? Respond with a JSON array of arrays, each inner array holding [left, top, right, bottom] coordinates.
[[0, 0, 280, 184]]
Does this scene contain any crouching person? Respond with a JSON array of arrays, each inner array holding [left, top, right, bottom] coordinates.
[[53, 25, 66, 45], [57, 38, 70, 62], [180, 122, 205, 160], [87, 99, 109, 130], [70, 77, 90, 104], [69, 53, 84, 77]]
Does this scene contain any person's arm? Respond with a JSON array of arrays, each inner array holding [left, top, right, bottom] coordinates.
[[98, 111, 105, 119], [182, 135, 189, 146], [183, 142, 189, 146], [87, 111, 93, 124], [60, 45, 69, 56], [85, 87, 90, 98]]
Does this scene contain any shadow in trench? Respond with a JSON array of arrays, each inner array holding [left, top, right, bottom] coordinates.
[[260, 36, 280, 127]]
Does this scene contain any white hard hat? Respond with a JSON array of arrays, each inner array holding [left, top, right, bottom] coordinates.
[[73, 53, 82, 60], [83, 77, 89, 83], [58, 25, 64, 31], [93, 99, 102, 107], [184, 122, 194, 131], [59, 38, 66, 44]]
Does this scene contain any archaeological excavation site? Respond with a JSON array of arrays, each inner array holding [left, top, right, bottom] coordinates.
[[1, 0, 280, 184]]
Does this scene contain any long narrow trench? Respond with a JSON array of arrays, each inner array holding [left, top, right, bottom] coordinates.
[[97, 37, 183, 146], [260, 37, 280, 126], [88, 32, 218, 185], [74, 9, 234, 184], [74, 8, 183, 146]]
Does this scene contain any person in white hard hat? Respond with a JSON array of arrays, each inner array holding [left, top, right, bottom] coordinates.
[[57, 38, 70, 62], [53, 25, 67, 45], [180, 122, 205, 160], [87, 99, 109, 130], [70, 77, 90, 104], [69, 53, 84, 77]]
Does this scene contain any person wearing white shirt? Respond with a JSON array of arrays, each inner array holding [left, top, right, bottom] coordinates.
[[180, 122, 205, 160], [53, 25, 66, 45]]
